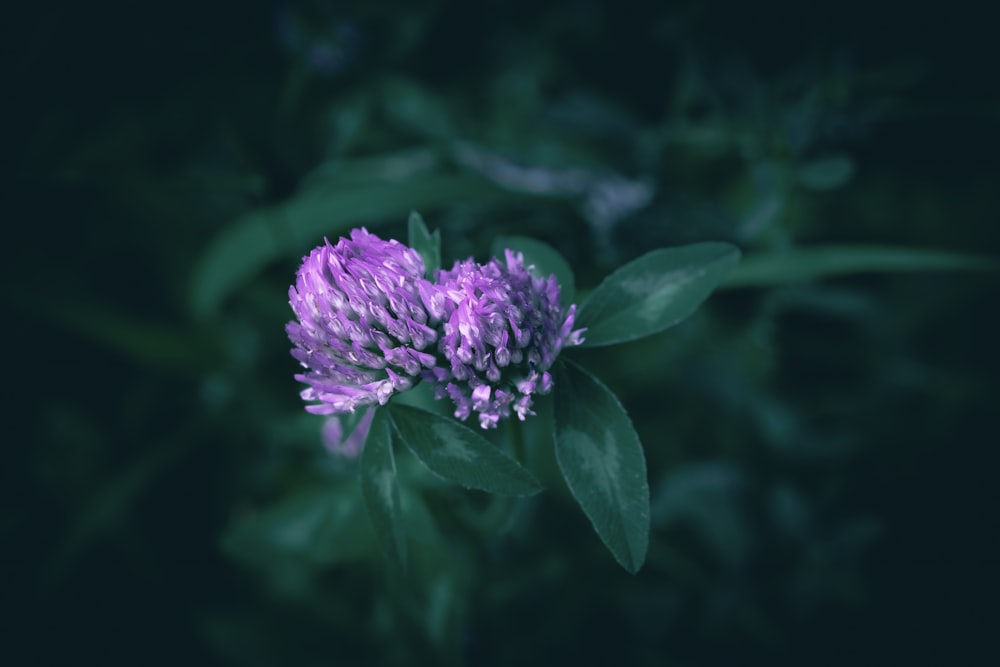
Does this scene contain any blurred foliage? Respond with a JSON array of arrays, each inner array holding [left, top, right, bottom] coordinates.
[[6, 0, 998, 666]]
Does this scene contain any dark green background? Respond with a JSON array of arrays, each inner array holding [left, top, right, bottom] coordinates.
[[6, 1, 998, 665]]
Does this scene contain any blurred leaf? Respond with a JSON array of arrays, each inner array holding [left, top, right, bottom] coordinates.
[[576, 242, 741, 347], [739, 191, 786, 241], [399, 484, 442, 545], [425, 574, 461, 648], [22, 299, 201, 374], [45, 436, 192, 584], [798, 154, 855, 191], [722, 245, 1000, 288], [221, 483, 372, 569], [190, 173, 516, 317], [301, 148, 440, 191], [408, 210, 441, 278], [324, 92, 372, 158], [652, 463, 749, 570], [553, 359, 649, 574], [389, 404, 542, 496], [378, 77, 458, 139], [768, 484, 811, 542], [491, 235, 576, 306], [360, 410, 407, 568]]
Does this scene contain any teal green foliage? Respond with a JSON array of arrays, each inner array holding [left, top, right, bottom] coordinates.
[[723, 245, 1000, 288], [389, 404, 542, 496], [576, 242, 741, 347], [407, 210, 442, 278], [554, 360, 650, 573], [11, 1, 999, 666], [360, 409, 407, 569], [357, 234, 737, 574]]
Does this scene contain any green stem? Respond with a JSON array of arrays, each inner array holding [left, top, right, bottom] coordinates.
[[509, 418, 526, 466]]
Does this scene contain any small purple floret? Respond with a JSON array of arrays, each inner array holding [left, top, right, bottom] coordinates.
[[322, 408, 375, 458], [426, 250, 585, 429], [286, 228, 441, 414]]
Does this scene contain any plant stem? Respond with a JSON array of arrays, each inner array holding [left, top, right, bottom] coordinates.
[[509, 418, 526, 466]]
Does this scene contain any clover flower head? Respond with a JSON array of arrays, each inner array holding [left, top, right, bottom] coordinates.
[[426, 249, 585, 428], [286, 228, 442, 415]]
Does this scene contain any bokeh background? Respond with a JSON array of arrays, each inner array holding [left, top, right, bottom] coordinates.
[[6, 1, 998, 665]]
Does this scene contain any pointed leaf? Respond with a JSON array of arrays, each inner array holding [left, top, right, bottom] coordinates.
[[554, 360, 649, 573], [722, 244, 1000, 288], [576, 242, 741, 347], [491, 235, 576, 306], [408, 210, 441, 278], [389, 404, 542, 496], [360, 409, 407, 568]]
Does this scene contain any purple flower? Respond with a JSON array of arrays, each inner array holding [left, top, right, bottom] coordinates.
[[425, 250, 585, 429], [322, 408, 375, 458], [286, 229, 441, 415], [287, 226, 584, 431]]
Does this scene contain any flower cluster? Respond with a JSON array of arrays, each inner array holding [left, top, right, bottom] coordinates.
[[286, 229, 441, 414], [427, 250, 584, 428], [287, 229, 584, 428]]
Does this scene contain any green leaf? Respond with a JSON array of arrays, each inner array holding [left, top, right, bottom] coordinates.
[[576, 242, 741, 347], [798, 154, 855, 191], [491, 235, 576, 306], [378, 77, 457, 140], [553, 360, 649, 574], [388, 404, 542, 496], [189, 173, 515, 318], [408, 210, 442, 278], [721, 245, 1000, 288], [360, 410, 407, 568], [220, 483, 372, 568]]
